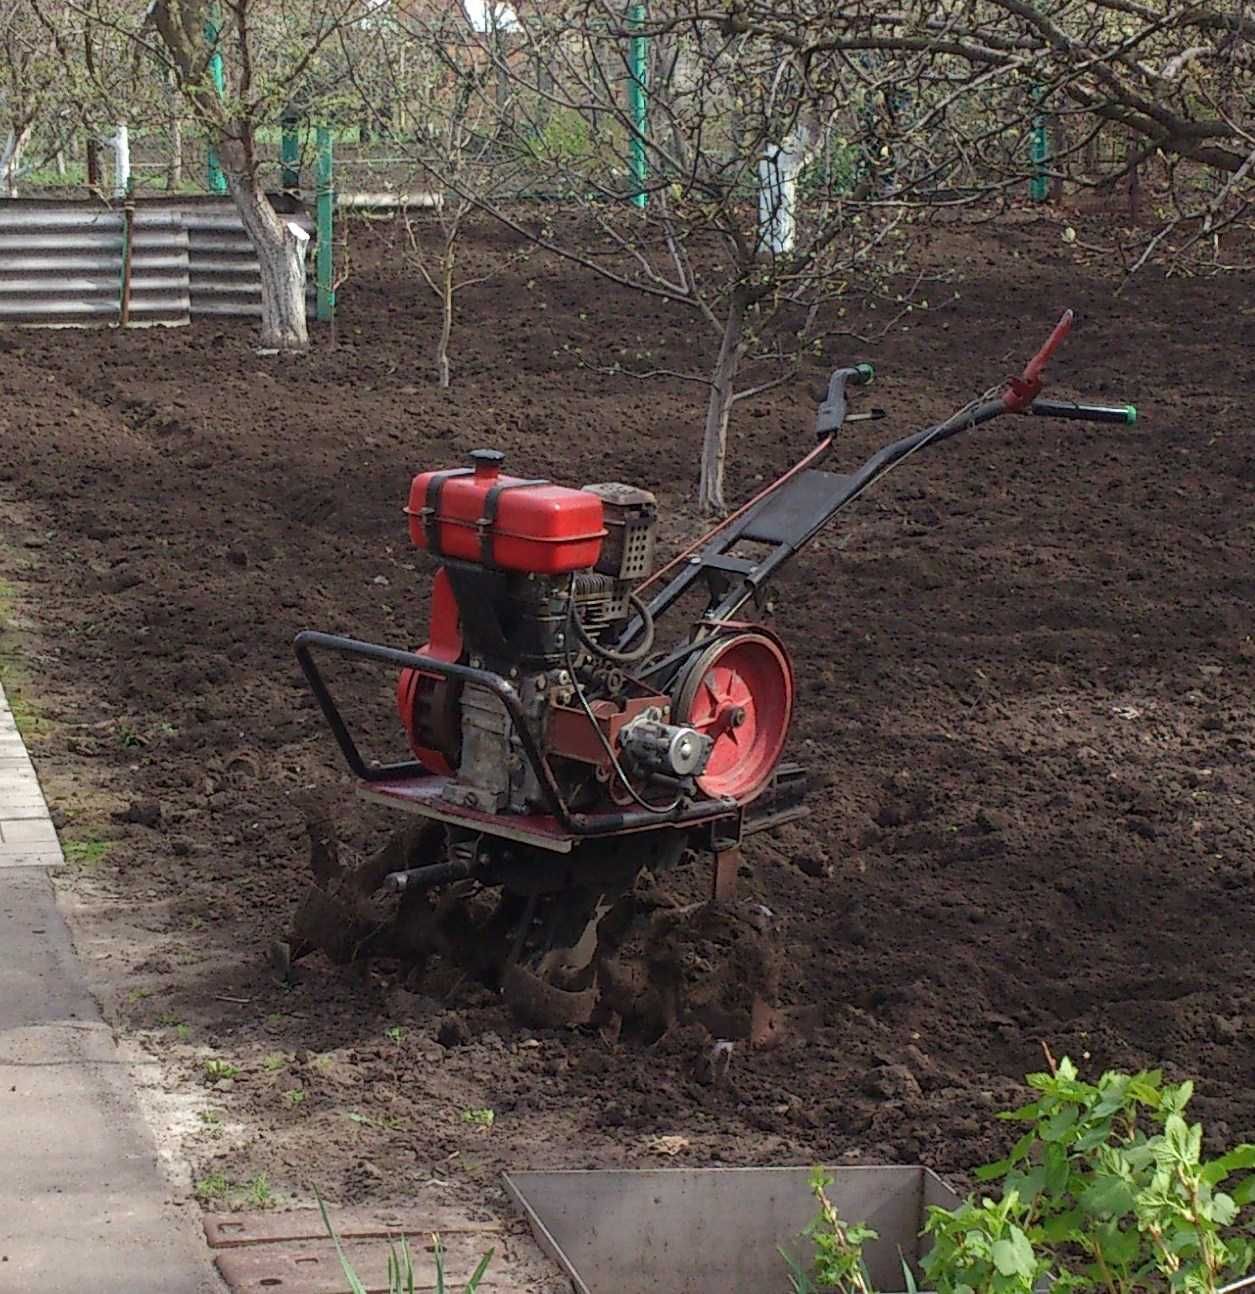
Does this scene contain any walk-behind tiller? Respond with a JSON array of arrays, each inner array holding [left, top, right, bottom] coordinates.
[[287, 311, 1135, 1044]]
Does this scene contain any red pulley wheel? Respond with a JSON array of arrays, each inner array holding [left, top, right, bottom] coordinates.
[[671, 630, 794, 804]]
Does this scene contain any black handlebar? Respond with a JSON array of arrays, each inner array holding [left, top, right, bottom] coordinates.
[[1029, 399, 1137, 425]]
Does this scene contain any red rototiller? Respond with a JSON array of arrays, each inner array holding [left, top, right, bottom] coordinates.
[[287, 311, 1135, 1041]]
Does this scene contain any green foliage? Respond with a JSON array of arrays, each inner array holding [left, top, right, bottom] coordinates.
[[791, 1060, 1254, 1294], [63, 837, 111, 866], [922, 1191, 1047, 1294], [525, 109, 593, 165], [784, 1169, 879, 1294], [204, 1058, 240, 1081], [461, 1107, 496, 1128], [194, 1173, 229, 1201], [318, 1191, 494, 1294]]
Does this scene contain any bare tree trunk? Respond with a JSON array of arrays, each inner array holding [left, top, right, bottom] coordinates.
[[436, 246, 453, 388], [222, 142, 308, 351], [698, 296, 747, 515], [86, 133, 100, 192], [1, 124, 32, 197], [166, 74, 183, 190], [167, 116, 183, 190]]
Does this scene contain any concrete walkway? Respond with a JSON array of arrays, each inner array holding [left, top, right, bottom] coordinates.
[[0, 684, 221, 1292]]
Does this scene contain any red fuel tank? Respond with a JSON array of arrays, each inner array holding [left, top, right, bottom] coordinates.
[[406, 449, 605, 575]]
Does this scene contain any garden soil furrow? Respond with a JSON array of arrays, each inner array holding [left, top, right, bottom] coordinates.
[[0, 216, 1251, 1219]]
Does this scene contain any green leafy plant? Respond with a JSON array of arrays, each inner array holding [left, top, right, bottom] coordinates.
[[922, 1190, 1046, 1294], [956, 1056, 1255, 1294], [284, 1088, 306, 1106], [246, 1174, 274, 1208], [784, 1169, 880, 1294], [116, 722, 145, 749], [317, 1191, 493, 1294], [461, 1108, 495, 1128], [204, 1058, 240, 1081], [790, 1060, 1254, 1294]]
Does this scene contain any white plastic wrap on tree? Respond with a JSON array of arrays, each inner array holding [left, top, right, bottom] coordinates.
[[112, 124, 131, 198], [757, 121, 819, 256]]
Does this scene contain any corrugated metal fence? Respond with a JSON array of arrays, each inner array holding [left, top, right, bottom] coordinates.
[[0, 199, 313, 328], [183, 208, 316, 319]]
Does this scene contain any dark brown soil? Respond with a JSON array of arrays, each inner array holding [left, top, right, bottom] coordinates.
[[1, 212, 1252, 1219]]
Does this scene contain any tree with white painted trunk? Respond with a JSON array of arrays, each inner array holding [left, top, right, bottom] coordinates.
[[122, 0, 377, 351], [408, 6, 932, 512]]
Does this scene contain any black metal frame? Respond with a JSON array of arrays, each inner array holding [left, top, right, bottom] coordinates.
[[293, 630, 739, 838]]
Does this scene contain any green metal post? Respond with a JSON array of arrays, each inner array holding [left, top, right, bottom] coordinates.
[[1030, 88, 1049, 202], [315, 126, 334, 324], [281, 109, 300, 194], [205, 10, 227, 194], [627, 4, 647, 208]]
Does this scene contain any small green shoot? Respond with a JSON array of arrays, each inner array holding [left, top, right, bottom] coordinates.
[[284, 1088, 306, 1106], [318, 1189, 494, 1294], [194, 1173, 229, 1201], [460, 1108, 495, 1128], [116, 722, 145, 749], [63, 838, 110, 866], [204, 1058, 240, 1081], [246, 1174, 274, 1208], [386, 1025, 406, 1044], [262, 1053, 287, 1073]]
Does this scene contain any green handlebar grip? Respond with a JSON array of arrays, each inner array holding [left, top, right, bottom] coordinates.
[[1123, 404, 1137, 425], [854, 362, 875, 386]]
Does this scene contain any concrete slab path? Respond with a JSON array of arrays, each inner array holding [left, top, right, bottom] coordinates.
[[0, 682, 222, 1293]]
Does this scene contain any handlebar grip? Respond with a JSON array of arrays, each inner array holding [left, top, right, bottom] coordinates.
[[815, 363, 875, 438], [1029, 399, 1137, 425]]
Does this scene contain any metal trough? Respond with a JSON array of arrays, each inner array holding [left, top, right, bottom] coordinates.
[[504, 1166, 960, 1294]]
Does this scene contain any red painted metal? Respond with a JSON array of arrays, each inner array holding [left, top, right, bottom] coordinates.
[[406, 454, 605, 574], [1003, 309, 1073, 411], [675, 631, 794, 803], [396, 567, 462, 774]]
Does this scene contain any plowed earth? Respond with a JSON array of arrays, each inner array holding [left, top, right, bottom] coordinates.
[[1, 212, 1251, 1226]]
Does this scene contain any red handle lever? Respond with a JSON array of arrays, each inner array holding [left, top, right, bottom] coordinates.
[[1003, 309, 1074, 411]]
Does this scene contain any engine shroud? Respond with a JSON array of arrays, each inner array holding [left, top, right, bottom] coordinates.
[[388, 450, 797, 847]]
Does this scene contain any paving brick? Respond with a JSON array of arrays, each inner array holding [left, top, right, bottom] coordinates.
[[0, 803, 54, 819], [0, 850, 64, 869], [0, 819, 59, 845]]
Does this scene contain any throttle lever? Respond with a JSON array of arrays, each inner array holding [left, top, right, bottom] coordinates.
[[1003, 309, 1074, 412]]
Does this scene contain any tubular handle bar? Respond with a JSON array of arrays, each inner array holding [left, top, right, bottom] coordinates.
[[620, 311, 1137, 663], [1029, 398, 1137, 425]]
